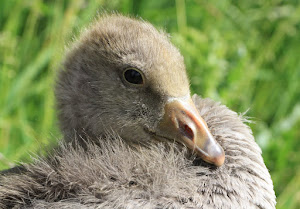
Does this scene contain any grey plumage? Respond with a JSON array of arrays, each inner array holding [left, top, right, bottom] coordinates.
[[0, 14, 276, 208]]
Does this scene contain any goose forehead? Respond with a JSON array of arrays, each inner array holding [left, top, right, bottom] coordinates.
[[145, 65, 190, 97], [119, 38, 190, 97], [121, 30, 190, 96]]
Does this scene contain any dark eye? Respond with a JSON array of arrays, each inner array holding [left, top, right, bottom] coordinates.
[[123, 68, 144, 85]]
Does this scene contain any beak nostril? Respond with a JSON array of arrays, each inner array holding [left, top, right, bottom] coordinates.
[[179, 121, 194, 141]]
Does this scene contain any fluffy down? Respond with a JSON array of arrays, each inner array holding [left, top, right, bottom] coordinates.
[[0, 96, 276, 209]]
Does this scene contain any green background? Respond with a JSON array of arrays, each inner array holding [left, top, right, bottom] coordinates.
[[0, 0, 299, 208]]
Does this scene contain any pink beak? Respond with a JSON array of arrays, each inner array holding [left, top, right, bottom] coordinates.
[[157, 98, 225, 166]]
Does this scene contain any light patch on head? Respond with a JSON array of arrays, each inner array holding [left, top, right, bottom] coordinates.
[[166, 94, 191, 103]]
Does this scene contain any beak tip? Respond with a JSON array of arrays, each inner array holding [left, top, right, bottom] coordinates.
[[214, 154, 225, 167], [195, 145, 225, 167], [213, 148, 225, 167]]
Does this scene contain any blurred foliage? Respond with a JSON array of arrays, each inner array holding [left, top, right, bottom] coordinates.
[[0, 0, 299, 208]]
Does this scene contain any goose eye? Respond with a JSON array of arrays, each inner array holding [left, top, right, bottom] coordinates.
[[123, 68, 144, 85]]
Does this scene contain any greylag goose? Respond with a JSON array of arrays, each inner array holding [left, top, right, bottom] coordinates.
[[0, 15, 276, 209]]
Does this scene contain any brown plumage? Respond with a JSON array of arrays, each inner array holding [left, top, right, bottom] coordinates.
[[0, 15, 276, 208]]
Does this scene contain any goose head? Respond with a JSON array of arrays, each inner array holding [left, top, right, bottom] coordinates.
[[56, 15, 225, 166]]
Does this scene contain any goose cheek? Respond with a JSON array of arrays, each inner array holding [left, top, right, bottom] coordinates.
[[158, 98, 225, 167]]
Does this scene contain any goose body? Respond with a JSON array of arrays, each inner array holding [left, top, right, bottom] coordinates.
[[0, 15, 276, 208]]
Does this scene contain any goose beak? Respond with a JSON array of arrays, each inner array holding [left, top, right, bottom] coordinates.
[[158, 97, 225, 166]]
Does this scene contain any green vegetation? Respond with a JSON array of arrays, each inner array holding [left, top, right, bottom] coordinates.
[[0, 0, 299, 208]]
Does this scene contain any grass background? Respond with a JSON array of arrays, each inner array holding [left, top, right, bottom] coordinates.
[[0, 0, 299, 208]]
